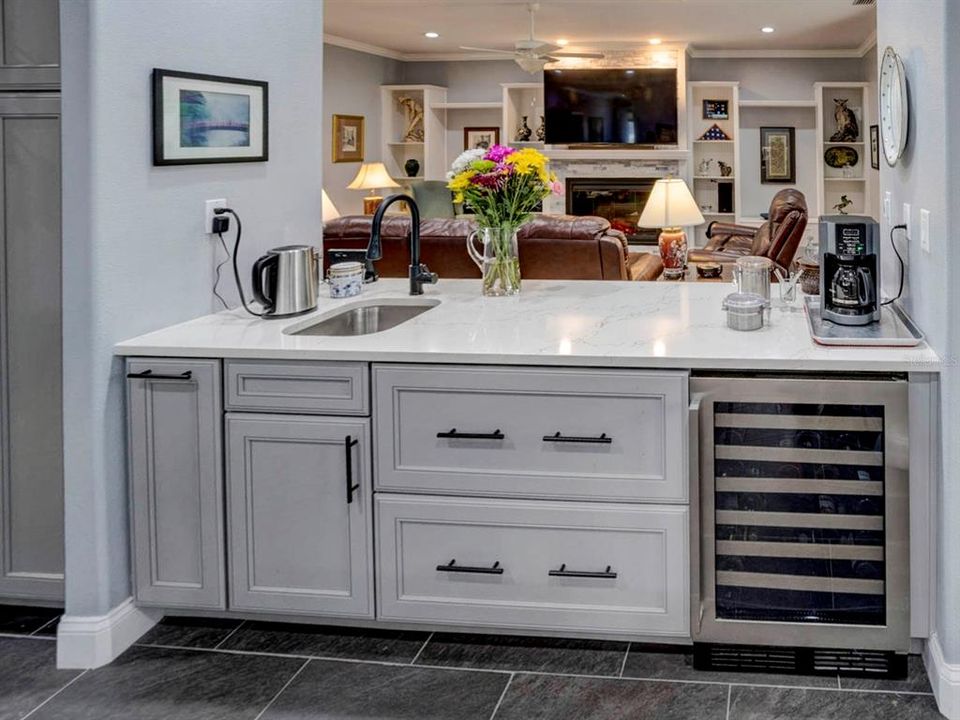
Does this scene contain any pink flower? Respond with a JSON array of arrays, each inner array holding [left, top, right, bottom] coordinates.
[[484, 144, 516, 164], [550, 180, 564, 196]]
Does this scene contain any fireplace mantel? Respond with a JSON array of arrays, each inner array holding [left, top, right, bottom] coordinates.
[[544, 148, 690, 161]]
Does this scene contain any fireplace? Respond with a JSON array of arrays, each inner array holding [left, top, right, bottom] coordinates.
[[566, 178, 660, 245]]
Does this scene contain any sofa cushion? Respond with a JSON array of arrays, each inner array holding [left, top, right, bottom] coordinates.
[[411, 181, 456, 219]]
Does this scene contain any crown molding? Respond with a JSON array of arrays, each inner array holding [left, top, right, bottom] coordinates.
[[857, 30, 878, 58], [324, 34, 405, 61], [687, 47, 868, 59]]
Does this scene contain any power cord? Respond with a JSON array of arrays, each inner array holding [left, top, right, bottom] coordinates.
[[212, 231, 231, 310], [882, 223, 907, 307], [213, 207, 264, 318]]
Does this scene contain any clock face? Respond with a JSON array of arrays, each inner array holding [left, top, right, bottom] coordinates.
[[879, 46, 908, 166]]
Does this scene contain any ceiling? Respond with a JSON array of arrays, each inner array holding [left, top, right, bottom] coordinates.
[[324, 0, 877, 57]]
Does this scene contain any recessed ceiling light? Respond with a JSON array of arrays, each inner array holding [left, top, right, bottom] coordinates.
[[648, 38, 662, 45], [424, 31, 439, 38], [761, 26, 775, 33], [556, 38, 569, 46]]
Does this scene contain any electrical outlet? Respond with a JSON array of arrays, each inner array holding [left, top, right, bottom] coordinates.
[[204, 199, 227, 234], [884, 192, 892, 223], [902, 202, 911, 231], [920, 209, 931, 253]]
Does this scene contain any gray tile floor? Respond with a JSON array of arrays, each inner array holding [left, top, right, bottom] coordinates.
[[0, 610, 946, 720]]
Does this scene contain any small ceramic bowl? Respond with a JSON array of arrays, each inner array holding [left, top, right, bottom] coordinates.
[[697, 262, 723, 279], [327, 261, 364, 298]]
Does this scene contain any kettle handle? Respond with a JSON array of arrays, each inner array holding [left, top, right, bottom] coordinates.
[[251, 254, 278, 312]]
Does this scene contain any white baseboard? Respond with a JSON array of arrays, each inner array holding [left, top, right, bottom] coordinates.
[[926, 633, 960, 720], [56, 597, 161, 669]]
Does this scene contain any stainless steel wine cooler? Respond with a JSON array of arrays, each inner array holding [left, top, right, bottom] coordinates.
[[690, 374, 909, 673]]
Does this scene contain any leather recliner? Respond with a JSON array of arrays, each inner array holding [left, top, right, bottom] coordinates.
[[322, 215, 664, 282], [687, 188, 808, 273]]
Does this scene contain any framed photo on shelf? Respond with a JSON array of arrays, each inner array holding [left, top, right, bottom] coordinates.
[[332, 114, 365, 163], [760, 126, 796, 183], [463, 126, 499, 151], [870, 125, 880, 170], [703, 99, 730, 120], [152, 69, 268, 166]]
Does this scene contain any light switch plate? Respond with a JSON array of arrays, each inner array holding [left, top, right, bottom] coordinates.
[[920, 209, 931, 253], [884, 192, 892, 223], [205, 199, 227, 234], [902, 202, 911, 231]]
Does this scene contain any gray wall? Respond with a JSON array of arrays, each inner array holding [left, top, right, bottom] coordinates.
[[400, 59, 534, 102], [878, 0, 958, 666], [323, 44, 401, 216], [60, 0, 325, 616], [687, 57, 866, 100]]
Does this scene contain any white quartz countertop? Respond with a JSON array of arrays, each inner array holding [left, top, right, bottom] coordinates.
[[115, 279, 940, 372]]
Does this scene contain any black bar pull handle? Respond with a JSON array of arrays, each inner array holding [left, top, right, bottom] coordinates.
[[344, 436, 360, 504], [436, 559, 504, 575], [543, 432, 612, 445], [437, 428, 505, 440], [548, 563, 618, 579], [126, 369, 193, 381]]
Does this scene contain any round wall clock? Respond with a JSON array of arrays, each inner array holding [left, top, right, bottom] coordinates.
[[879, 46, 909, 166]]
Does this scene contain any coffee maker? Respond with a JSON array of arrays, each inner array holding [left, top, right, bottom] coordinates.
[[820, 215, 881, 326]]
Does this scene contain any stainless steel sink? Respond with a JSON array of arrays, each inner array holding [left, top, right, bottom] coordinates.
[[286, 299, 439, 337]]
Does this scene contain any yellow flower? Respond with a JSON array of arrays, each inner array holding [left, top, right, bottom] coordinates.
[[505, 148, 551, 184], [447, 169, 477, 192]]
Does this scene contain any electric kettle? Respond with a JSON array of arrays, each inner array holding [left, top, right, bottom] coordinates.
[[251, 245, 319, 316]]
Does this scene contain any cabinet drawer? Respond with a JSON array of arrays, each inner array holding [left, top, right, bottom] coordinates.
[[376, 495, 689, 637], [374, 364, 688, 501], [225, 360, 368, 415]]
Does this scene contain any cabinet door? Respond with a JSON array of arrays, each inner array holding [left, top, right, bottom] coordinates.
[[226, 414, 373, 617], [0, 94, 62, 601], [127, 358, 225, 609], [0, 0, 60, 90]]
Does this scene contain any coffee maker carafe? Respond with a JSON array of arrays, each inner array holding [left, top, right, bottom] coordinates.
[[820, 215, 881, 326]]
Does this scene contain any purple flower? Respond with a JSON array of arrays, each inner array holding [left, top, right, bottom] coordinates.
[[484, 144, 516, 164]]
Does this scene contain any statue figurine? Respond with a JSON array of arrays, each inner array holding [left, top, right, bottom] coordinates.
[[397, 96, 424, 142], [718, 160, 733, 177], [830, 99, 860, 142], [515, 116, 533, 142], [833, 194, 853, 215], [698, 158, 713, 176]]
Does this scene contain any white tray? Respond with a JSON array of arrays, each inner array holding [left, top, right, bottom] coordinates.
[[804, 296, 925, 347]]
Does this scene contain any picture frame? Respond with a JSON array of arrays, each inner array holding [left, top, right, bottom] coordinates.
[[703, 99, 730, 120], [152, 69, 267, 166], [760, 126, 796, 183], [463, 126, 499, 151], [870, 124, 880, 170], [332, 114, 365, 163]]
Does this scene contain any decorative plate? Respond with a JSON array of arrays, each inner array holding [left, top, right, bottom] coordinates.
[[824, 146, 860, 169], [879, 46, 909, 166]]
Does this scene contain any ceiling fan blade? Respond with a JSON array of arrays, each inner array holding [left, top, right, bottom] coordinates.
[[459, 46, 515, 55], [530, 42, 561, 54], [551, 52, 606, 59]]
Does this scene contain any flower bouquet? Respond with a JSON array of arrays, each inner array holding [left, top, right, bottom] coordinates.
[[447, 144, 561, 296]]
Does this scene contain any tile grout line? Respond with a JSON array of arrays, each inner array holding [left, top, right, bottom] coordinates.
[[488, 672, 514, 720], [21, 669, 89, 719], [725, 684, 732, 720], [837, 675, 842, 690], [409, 632, 434, 665], [29, 616, 60, 637], [212, 619, 247, 650], [129, 642, 936, 697], [252, 658, 310, 720], [618, 642, 631, 678]]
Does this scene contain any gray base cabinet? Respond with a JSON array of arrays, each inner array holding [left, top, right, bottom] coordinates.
[[226, 414, 373, 618], [126, 359, 225, 609]]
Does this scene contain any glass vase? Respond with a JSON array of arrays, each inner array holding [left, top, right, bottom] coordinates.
[[467, 225, 522, 297]]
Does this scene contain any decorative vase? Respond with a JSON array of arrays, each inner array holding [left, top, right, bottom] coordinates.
[[404, 158, 420, 177], [535, 116, 546, 142], [466, 225, 522, 296], [515, 116, 533, 142], [658, 228, 688, 280]]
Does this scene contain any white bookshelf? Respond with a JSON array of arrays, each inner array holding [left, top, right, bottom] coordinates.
[[380, 85, 447, 181], [815, 82, 873, 219], [688, 81, 740, 247], [502, 82, 544, 146]]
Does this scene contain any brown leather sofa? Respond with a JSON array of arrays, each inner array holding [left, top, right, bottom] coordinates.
[[687, 188, 808, 273], [322, 215, 663, 281]]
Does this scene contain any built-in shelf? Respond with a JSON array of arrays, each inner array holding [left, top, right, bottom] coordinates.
[[824, 177, 866, 182], [431, 101, 503, 110], [703, 212, 736, 217], [739, 99, 818, 108], [693, 139, 734, 144], [386, 141, 424, 146], [695, 175, 735, 180], [823, 141, 865, 146]]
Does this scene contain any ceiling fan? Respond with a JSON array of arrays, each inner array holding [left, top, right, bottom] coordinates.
[[459, 2, 604, 74]]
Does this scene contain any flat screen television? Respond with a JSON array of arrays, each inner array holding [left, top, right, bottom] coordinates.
[[543, 68, 678, 145]]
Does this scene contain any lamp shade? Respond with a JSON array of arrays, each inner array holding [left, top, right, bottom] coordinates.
[[637, 177, 705, 228], [347, 162, 401, 191], [321, 189, 340, 223]]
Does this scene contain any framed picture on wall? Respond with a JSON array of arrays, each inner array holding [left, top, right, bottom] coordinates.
[[760, 126, 796, 183], [332, 114, 365, 163], [152, 69, 268, 165], [463, 126, 499, 151], [703, 99, 730, 120], [870, 125, 881, 170]]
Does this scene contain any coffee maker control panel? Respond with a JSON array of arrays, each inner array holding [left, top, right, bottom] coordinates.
[[835, 223, 868, 256]]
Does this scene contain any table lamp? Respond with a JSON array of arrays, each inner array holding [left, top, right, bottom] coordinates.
[[321, 189, 340, 223], [347, 162, 401, 215], [637, 177, 705, 279]]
